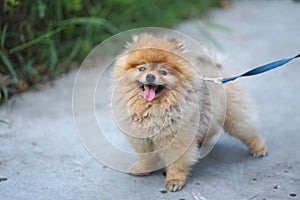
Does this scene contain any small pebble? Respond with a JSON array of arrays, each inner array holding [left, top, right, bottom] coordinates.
[[160, 190, 168, 194], [0, 178, 8, 182], [290, 193, 297, 197]]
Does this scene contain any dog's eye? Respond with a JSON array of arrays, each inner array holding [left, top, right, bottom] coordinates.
[[138, 66, 146, 71], [159, 69, 167, 76]]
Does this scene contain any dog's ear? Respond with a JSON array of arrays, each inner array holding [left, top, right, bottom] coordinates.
[[166, 37, 184, 51]]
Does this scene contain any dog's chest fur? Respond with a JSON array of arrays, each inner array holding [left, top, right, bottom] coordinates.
[[128, 100, 183, 138]]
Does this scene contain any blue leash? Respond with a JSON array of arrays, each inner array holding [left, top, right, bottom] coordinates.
[[202, 54, 300, 84]]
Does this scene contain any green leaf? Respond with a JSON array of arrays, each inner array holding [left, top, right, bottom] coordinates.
[[62, 0, 83, 11], [1, 85, 9, 102], [9, 28, 62, 54], [57, 17, 119, 33], [48, 41, 58, 71], [0, 51, 17, 79], [0, 119, 9, 125], [0, 24, 9, 49], [66, 38, 82, 62], [37, 0, 46, 19], [25, 24, 34, 40]]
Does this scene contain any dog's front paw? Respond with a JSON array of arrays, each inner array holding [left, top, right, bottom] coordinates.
[[165, 179, 185, 192], [250, 144, 267, 157], [246, 136, 268, 157], [129, 161, 151, 176], [249, 140, 267, 157]]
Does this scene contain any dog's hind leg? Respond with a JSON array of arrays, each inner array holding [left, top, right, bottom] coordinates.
[[223, 86, 267, 157]]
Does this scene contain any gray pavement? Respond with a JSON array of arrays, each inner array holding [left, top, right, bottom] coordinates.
[[1, 1, 300, 199]]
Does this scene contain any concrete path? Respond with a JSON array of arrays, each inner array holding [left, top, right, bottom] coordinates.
[[1, 1, 300, 199]]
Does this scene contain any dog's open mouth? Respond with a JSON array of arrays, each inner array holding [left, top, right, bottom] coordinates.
[[139, 83, 164, 102]]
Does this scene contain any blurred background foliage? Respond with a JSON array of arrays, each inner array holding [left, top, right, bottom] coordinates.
[[0, 0, 228, 103]]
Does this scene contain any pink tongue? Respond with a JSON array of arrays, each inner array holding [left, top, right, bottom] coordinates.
[[143, 85, 157, 102]]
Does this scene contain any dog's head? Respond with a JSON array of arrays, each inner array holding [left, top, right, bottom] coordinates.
[[113, 34, 196, 103], [134, 62, 180, 102]]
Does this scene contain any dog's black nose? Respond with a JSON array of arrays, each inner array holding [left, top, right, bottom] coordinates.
[[146, 74, 156, 82]]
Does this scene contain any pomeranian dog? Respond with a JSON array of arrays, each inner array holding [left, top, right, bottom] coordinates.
[[112, 34, 267, 192]]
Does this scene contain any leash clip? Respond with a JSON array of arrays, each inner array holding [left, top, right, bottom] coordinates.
[[201, 76, 223, 84]]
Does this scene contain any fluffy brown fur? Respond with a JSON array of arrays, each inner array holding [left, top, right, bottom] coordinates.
[[112, 34, 267, 192]]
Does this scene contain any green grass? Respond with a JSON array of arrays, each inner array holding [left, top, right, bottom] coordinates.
[[0, 0, 224, 104], [0, 119, 9, 125]]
